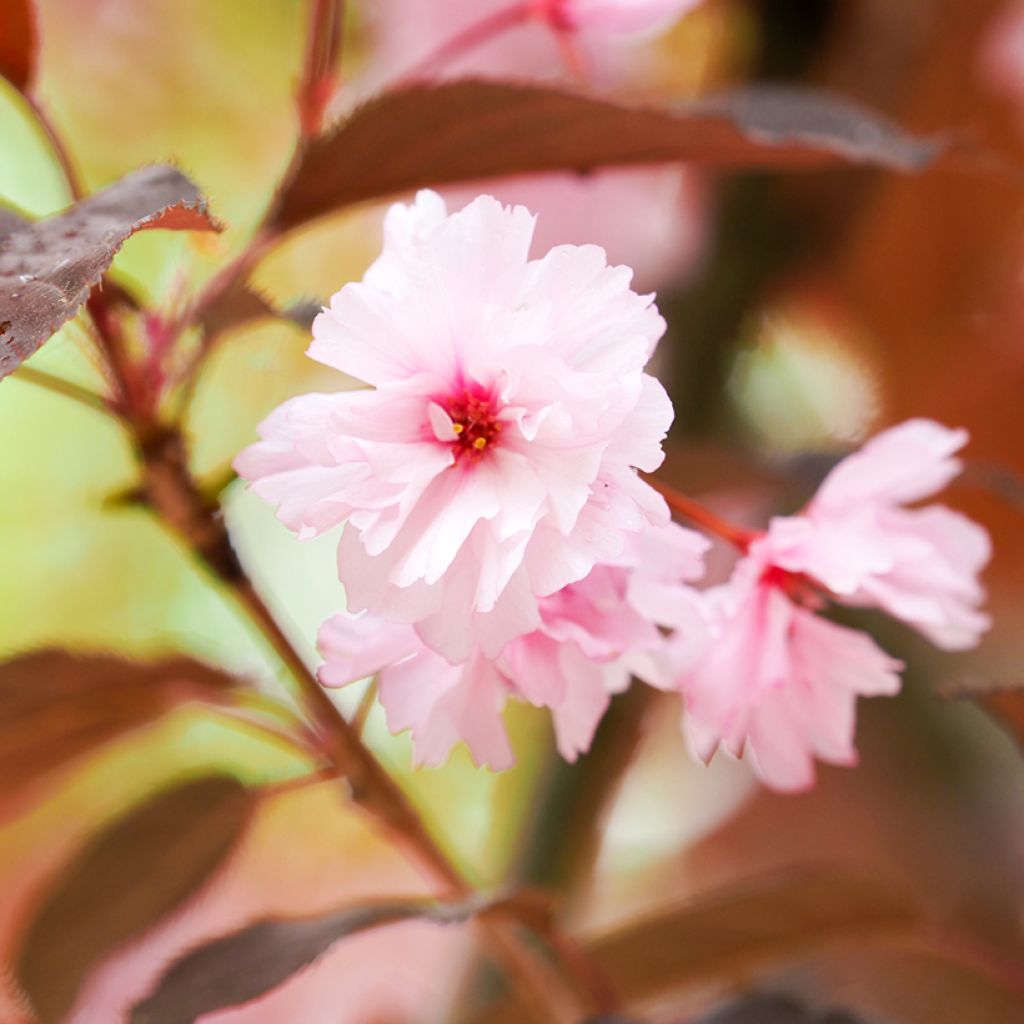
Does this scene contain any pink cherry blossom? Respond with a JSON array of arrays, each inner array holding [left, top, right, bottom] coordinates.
[[676, 418, 990, 791], [531, 0, 705, 34], [318, 523, 709, 768], [765, 419, 992, 650], [364, 0, 707, 293], [681, 547, 904, 793], [237, 190, 673, 663]]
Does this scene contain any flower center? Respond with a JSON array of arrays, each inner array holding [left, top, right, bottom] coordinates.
[[448, 392, 502, 461]]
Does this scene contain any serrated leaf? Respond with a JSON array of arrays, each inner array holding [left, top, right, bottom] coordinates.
[[272, 80, 949, 231], [14, 775, 256, 1024], [198, 282, 320, 341], [130, 892, 507, 1024], [0, 0, 36, 91], [0, 650, 238, 821], [0, 204, 27, 243], [0, 165, 221, 379]]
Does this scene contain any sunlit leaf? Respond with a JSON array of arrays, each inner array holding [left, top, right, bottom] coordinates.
[[0, 165, 221, 378], [0, 0, 36, 91], [0, 650, 238, 820], [272, 80, 948, 231], [131, 892, 511, 1024], [14, 775, 256, 1024]]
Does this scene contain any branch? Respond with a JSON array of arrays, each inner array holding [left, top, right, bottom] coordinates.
[[130, 420, 587, 1023]]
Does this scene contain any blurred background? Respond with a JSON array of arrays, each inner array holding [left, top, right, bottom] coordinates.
[[3, 1, 1024, 1022]]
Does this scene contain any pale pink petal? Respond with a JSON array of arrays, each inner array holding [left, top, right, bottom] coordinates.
[[317, 613, 421, 687], [380, 652, 515, 770]]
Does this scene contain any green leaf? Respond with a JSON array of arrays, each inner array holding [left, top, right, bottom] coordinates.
[[130, 892, 510, 1024], [0, 650, 238, 822], [272, 80, 948, 231], [0, 165, 221, 378], [14, 775, 256, 1024]]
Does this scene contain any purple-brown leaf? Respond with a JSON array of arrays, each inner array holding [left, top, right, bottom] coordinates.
[[198, 282, 320, 340], [0, 165, 221, 380], [0, 650, 238, 822], [14, 775, 256, 1024], [272, 79, 948, 231], [0, 0, 36, 91], [129, 893, 505, 1024]]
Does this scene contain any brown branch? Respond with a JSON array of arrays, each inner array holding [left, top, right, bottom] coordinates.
[[129, 419, 586, 1023]]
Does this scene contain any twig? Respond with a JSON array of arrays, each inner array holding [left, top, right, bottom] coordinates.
[[645, 474, 757, 550], [23, 93, 83, 201], [351, 678, 378, 735], [396, 3, 528, 82], [12, 365, 114, 417]]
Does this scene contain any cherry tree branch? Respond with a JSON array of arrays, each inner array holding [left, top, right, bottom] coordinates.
[[127, 421, 588, 1023]]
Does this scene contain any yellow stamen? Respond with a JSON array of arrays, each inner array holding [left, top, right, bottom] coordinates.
[[473, 436, 487, 450], [452, 423, 464, 435]]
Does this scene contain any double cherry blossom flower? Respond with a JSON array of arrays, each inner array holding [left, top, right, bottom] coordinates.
[[237, 190, 991, 792], [680, 420, 991, 790], [237, 190, 674, 664]]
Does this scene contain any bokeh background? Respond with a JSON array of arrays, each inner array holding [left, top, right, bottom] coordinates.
[[3, 1, 1024, 1022]]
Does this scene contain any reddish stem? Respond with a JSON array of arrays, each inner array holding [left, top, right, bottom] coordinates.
[[297, 0, 345, 137], [85, 291, 150, 420], [397, 3, 529, 81], [645, 475, 759, 550], [24, 93, 84, 201]]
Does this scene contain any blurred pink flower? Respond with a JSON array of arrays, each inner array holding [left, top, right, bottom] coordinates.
[[532, 0, 705, 34], [766, 419, 992, 650], [682, 551, 904, 792], [677, 419, 990, 791], [979, 2, 1024, 105], [365, 0, 707, 293], [237, 191, 673, 663], [319, 523, 709, 768]]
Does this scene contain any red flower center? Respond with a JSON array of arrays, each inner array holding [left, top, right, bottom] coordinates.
[[448, 391, 502, 461]]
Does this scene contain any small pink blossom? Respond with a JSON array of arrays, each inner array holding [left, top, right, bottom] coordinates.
[[237, 190, 673, 663], [766, 419, 992, 650], [318, 523, 708, 768], [530, 0, 704, 34], [682, 549, 904, 792], [677, 418, 991, 791]]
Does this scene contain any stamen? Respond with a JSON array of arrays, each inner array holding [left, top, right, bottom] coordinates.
[[439, 386, 502, 461]]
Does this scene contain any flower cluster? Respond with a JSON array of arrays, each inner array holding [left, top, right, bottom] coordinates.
[[237, 191, 991, 792]]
